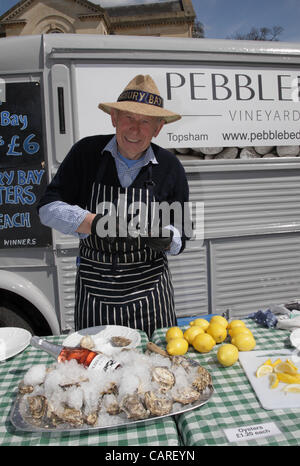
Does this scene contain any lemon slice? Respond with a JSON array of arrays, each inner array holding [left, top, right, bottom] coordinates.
[[282, 384, 300, 394], [286, 359, 298, 372], [274, 361, 298, 375], [262, 358, 273, 366], [269, 373, 279, 389], [276, 372, 300, 384], [256, 364, 273, 378], [271, 358, 282, 368]]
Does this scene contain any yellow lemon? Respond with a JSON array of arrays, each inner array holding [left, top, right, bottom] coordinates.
[[229, 326, 253, 338], [274, 361, 298, 375], [256, 364, 273, 378], [286, 359, 298, 372], [276, 372, 300, 384], [217, 344, 239, 367], [282, 384, 300, 393], [231, 333, 256, 351], [269, 373, 279, 389], [271, 358, 282, 368], [193, 333, 216, 353], [262, 358, 273, 366], [183, 326, 204, 345], [210, 315, 228, 328], [165, 326, 183, 342], [166, 338, 188, 356], [227, 320, 246, 331], [189, 318, 209, 331], [206, 322, 227, 343]]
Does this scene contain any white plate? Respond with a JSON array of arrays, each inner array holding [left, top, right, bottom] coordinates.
[[290, 328, 300, 349], [239, 349, 300, 410], [63, 325, 141, 355], [0, 327, 31, 361]]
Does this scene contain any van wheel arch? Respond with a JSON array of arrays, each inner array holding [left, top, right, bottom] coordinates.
[[0, 290, 52, 335]]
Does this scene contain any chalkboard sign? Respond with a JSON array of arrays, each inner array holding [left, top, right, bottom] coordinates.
[[0, 81, 52, 248]]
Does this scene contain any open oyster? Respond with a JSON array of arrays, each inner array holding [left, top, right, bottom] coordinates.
[[151, 366, 175, 393], [144, 391, 173, 416], [120, 393, 149, 420], [110, 336, 132, 347], [172, 387, 201, 405], [28, 395, 48, 419]]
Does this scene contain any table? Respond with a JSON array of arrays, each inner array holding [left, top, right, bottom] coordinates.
[[1, 320, 300, 446], [0, 330, 180, 447], [152, 320, 300, 446]]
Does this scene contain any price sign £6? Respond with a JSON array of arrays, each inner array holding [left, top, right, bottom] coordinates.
[[0, 81, 52, 249]]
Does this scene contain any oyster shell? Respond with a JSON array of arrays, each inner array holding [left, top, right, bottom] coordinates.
[[28, 395, 48, 419], [144, 391, 173, 416], [191, 366, 213, 393], [110, 336, 132, 347], [151, 366, 175, 393], [102, 393, 120, 415], [120, 393, 149, 420], [172, 387, 201, 405], [85, 411, 98, 426], [18, 382, 34, 395], [56, 407, 84, 427], [80, 335, 95, 350]]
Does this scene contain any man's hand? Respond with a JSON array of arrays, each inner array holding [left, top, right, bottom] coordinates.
[[141, 226, 174, 252]]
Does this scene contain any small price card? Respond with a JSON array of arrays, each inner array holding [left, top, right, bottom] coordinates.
[[224, 422, 281, 443]]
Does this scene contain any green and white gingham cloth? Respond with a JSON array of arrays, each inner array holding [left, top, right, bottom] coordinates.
[[151, 319, 300, 446], [0, 330, 180, 446]]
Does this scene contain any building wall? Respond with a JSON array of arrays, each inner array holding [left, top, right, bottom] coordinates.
[[1, 0, 195, 38], [2, 0, 108, 37]]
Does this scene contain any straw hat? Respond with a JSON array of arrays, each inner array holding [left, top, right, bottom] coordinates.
[[98, 74, 181, 124]]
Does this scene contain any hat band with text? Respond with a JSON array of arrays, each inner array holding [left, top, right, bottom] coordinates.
[[117, 89, 164, 108]]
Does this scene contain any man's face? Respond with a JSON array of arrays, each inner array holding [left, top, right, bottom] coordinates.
[[111, 109, 165, 159]]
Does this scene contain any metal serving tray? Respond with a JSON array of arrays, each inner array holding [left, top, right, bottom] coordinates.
[[10, 386, 214, 435]]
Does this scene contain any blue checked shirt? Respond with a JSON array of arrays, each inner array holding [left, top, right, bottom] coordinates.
[[39, 136, 181, 254]]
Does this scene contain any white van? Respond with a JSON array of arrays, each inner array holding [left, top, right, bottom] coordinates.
[[0, 34, 299, 334]]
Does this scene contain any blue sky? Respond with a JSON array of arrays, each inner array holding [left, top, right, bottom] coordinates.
[[0, 0, 299, 43]]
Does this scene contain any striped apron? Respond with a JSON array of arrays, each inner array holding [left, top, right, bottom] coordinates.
[[74, 153, 176, 337]]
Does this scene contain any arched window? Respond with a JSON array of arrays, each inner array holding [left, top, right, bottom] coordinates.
[[46, 27, 64, 34]]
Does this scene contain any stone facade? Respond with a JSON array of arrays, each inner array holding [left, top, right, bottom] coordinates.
[[0, 0, 197, 38]]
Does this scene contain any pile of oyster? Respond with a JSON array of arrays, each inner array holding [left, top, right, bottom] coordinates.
[[18, 347, 212, 429]]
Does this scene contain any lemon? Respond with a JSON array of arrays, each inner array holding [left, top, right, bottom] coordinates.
[[269, 373, 279, 389], [286, 359, 298, 372], [165, 326, 183, 342], [206, 322, 227, 343], [227, 320, 246, 331], [189, 318, 209, 331], [282, 384, 300, 393], [193, 333, 216, 353], [210, 315, 228, 329], [231, 333, 256, 351], [276, 372, 300, 384], [217, 344, 239, 367], [274, 361, 298, 375], [256, 364, 273, 378], [271, 358, 282, 368], [262, 358, 273, 366], [229, 326, 253, 338], [166, 337, 188, 356], [183, 326, 204, 345]]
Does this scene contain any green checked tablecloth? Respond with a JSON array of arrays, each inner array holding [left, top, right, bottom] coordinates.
[[152, 319, 300, 446], [0, 330, 180, 447]]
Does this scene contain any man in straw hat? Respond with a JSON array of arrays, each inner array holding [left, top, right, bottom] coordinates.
[[38, 74, 190, 337]]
